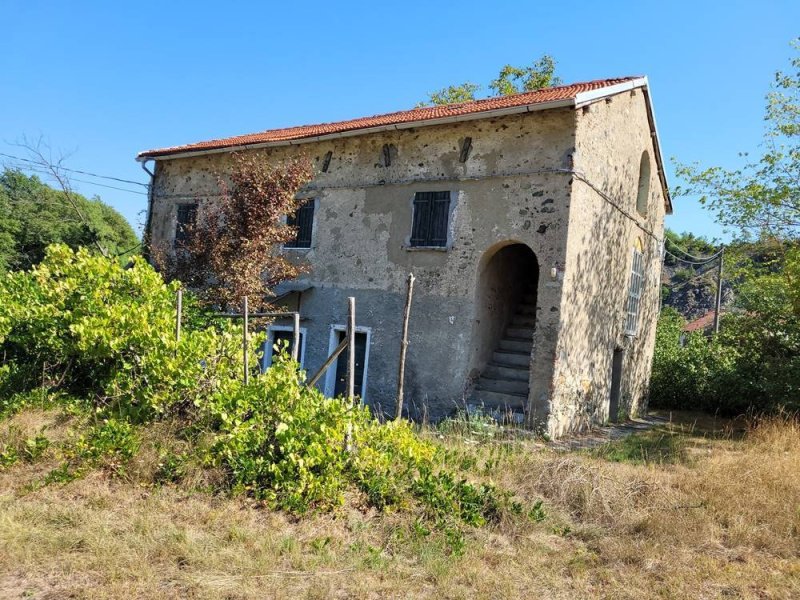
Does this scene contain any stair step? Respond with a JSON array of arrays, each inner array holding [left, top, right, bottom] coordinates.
[[517, 303, 537, 315], [493, 351, 529, 367], [466, 403, 526, 425], [484, 363, 529, 381], [506, 326, 535, 340], [477, 377, 529, 395], [511, 315, 536, 327], [469, 389, 527, 411], [498, 338, 532, 353]]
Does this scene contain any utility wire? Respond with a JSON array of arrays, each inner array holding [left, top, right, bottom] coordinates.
[[663, 268, 718, 289], [0, 152, 149, 188], [664, 249, 720, 266], [67, 177, 148, 196], [665, 237, 723, 262], [8, 164, 147, 196], [115, 241, 143, 257]]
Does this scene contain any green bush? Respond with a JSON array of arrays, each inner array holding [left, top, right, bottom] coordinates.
[[0, 244, 256, 420], [71, 418, 140, 472], [0, 245, 518, 533], [650, 307, 799, 414], [206, 360, 355, 511]]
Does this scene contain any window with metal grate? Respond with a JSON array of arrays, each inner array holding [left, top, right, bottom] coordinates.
[[410, 191, 450, 247], [285, 199, 315, 248], [175, 203, 197, 247], [624, 248, 645, 336]]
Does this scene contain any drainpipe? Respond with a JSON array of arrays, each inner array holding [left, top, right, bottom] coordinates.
[[140, 158, 155, 263]]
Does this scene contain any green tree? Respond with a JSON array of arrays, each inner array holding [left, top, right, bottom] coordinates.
[[418, 54, 561, 107], [415, 82, 481, 108], [0, 169, 139, 273], [657, 40, 800, 414], [675, 40, 799, 238], [489, 54, 561, 96]]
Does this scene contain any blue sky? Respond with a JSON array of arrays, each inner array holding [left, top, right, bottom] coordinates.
[[2, 1, 798, 241]]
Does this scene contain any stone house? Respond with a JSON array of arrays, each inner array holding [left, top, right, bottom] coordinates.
[[138, 76, 671, 437]]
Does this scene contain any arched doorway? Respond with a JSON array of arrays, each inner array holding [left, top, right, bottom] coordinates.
[[469, 242, 539, 420]]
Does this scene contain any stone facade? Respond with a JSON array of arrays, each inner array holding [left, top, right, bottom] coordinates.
[[142, 81, 669, 437]]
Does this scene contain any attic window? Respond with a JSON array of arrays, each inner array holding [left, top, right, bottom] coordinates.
[[410, 191, 450, 248], [636, 151, 651, 217]]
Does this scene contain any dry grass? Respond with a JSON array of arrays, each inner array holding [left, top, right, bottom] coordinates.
[[1, 410, 799, 599]]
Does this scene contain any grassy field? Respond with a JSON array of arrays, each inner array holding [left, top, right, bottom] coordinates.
[[1, 409, 798, 599]]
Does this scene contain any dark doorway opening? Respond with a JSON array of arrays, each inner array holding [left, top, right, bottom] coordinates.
[[609, 348, 625, 422], [470, 242, 540, 376], [333, 331, 367, 398]]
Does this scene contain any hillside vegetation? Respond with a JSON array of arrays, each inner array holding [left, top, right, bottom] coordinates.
[[0, 169, 139, 273]]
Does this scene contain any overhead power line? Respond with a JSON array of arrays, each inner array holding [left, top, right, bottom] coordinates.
[[6, 164, 147, 196], [67, 177, 148, 196], [664, 237, 723, 263], [0, 152, 149, 188], [664, 249, 721, 266]]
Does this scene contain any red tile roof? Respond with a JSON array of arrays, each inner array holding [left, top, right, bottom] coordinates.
[[684, 311, 717, 333], [138, 77, 640, 159]]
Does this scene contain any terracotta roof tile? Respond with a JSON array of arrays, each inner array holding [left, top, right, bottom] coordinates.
[[138, 77, 639, 159], [684, 311, 717, 333]]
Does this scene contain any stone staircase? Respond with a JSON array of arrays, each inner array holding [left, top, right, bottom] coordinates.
[[468, 290, 536, 424]]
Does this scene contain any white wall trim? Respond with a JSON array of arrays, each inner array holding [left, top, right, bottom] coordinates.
[[262, 325, 307, 370], [323, 324, 372, 402]]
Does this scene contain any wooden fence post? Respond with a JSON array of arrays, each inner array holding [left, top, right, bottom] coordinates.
[[347, 297, 356, 401], [292, 312, 301, 363], [242, 296, 249, 385], [175, 288, 183, 344], [345, 296, 356, 452], [395, 273, 415, 420]]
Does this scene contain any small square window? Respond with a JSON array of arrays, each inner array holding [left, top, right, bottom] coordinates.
[[285, 199, 315, 249], [410, 191, 450, 248], [175, 203, 197, 247]]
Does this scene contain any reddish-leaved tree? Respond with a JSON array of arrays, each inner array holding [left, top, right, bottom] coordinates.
[[157, 152, 313, 309]]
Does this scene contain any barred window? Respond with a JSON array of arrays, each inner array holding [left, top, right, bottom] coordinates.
[[624, 248, 645, 336], [410, 191, 450, 248], [285, 199, 315, 249], [175, 203, 197, 247]]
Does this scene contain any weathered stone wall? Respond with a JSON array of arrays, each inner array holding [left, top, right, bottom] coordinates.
[[148, 109, 576, 420], [548, 90, 667, 436]]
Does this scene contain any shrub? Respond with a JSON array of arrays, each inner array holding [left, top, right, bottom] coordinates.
[[206, 360, 355, 511], [650, 307, 798, 414], [71, 418, 140, 473], [0, 244, 259, 421], [0, 245, 518, 534]]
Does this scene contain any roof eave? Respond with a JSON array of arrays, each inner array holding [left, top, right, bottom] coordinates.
[[135, 97, 578, 162], [576, 77, 671, 214], [639, 78, 673, 215]]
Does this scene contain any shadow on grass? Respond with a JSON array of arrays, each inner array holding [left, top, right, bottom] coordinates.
[[589, 429, 688, 465], [590, 410, 748, 466]]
